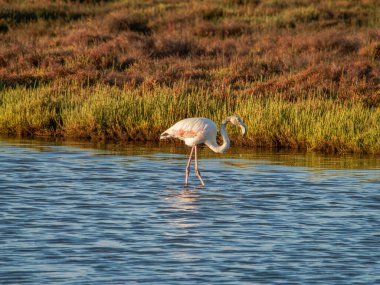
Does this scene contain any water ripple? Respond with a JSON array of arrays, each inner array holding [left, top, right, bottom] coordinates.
[[0, 139, 379, 284]]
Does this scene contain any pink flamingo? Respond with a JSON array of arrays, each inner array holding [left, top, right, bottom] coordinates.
[[160, 116, 247, 186]]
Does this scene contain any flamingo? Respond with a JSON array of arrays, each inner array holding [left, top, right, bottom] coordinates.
[[160, 116, 247, 186]]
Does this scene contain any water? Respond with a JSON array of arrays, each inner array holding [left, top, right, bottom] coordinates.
[[0, 137, 379, 285]]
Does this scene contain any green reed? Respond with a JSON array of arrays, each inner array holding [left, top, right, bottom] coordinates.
[[0, 84, 379, 153]]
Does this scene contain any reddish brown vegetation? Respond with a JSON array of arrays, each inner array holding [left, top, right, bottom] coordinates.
[[0, 0, 379, 105]]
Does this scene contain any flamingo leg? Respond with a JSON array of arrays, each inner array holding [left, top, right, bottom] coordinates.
[[194, 146, 205, 186], [185, 146, 195, 186]]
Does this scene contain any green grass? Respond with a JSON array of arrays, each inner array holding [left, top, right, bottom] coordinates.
[[0, 84, 379, 154], [1, 0, 379, 155]]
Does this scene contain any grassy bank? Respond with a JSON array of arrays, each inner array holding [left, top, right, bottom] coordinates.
[[0, 84, 379, 154], [1, 0, 379, 153]]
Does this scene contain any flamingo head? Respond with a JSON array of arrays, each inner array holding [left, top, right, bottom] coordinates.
[[228, 115, 247, 137]]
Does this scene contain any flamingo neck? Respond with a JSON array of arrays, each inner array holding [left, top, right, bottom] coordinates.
[[206, 121, 230, 153]]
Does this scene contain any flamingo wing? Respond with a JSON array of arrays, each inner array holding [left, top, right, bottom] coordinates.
[[160, 117, 217, 146]]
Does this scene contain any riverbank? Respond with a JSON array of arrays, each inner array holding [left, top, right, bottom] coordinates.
[[0, 84, 379, 154], [1, 1, 379, 154]]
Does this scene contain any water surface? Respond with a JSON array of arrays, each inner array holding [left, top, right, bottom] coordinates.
[[1, 138, 379, 284]]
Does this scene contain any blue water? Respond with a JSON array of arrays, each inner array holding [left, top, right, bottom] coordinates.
[[0, 138, 379, 284]]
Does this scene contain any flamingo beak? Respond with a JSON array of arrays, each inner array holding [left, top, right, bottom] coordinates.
[[240, 122, 247, 137]]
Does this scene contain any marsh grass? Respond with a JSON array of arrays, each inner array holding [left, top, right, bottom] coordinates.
[[0, 84, 379, 154], [1, 0, 379, 153]]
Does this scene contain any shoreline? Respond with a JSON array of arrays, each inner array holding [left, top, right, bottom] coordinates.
[[0, 84, 379, 155], [1, 134, 379, 160]]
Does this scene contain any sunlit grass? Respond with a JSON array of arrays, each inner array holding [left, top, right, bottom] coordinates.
[[0, 84, 379, 154]]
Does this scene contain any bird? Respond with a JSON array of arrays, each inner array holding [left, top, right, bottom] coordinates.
[[160, 115, 247, 186]]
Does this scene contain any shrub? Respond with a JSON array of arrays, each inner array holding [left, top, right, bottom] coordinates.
[[151, 36, 203, 58], [276, 6, 320, 28], [107, 11, 151, 34], [0, 7, 87, 24], [202, 7, 224, 22], [298, 31, 360, 54], [0, 22, 9, 33], [196, 20, 250, 37], [359, 42, 380, 60]]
